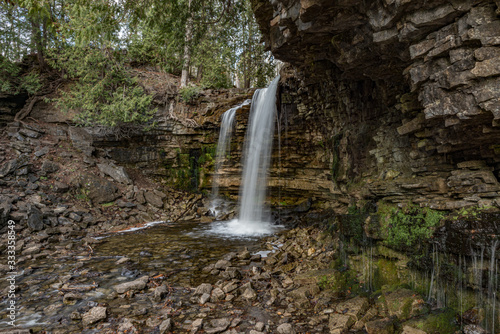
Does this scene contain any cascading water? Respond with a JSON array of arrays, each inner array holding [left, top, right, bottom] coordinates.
[[208, 76, 281, 237], [210, 99, 251, 217]]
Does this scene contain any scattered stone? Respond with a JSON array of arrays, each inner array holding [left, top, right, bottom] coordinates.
[[277, 323, 296, 334], [191, 318, 203, 333], [153, 284, 168, 302], [194, 283, 213, 295], [144, 191, 163, 208], [329, 313, 355, 333], [41, 160, 60, 174], [114, 276, 148, 294], [63, 292, 83, 305], [159, 318, 173, 333], [463, 324, 488, 334], [214, 259, 231, 270], [116, 257, 130, 265], [82, 306, 107, 326], [242, 287, 257, 300], [255, 322, 265, 331], [210, 287, 225, 302], [204, 318, 231, 334], [200, 293, 211, 304], [365, 318, 395, 334]]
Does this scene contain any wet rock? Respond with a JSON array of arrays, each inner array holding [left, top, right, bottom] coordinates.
[[146, 316, 163, 328], [237, 248, 251, 260], [82, 306, 107, 326], [210, 287, 225, 302], [329, 313, 355, 333], [255, 322, 265, 331], [222, 282, 238, 294], [463, 324, 488, 334], [43, 303, 63, 316], [205, 318, 231, 333], [159, 318, 173, 333], [63, 292, 83, 305], [144, 191, 163, 208], [139, 250, 152, 257], [379, 288, 426, 320], [277, 323, 296, 334], [114, 276, 148, 294], [153, 284, 168, 302], [241, 286, 257, 300], [27, 204, 44, 231], [214, 259, 231, 270], [336, 296, 370, 321], [116, 257, 130, 265], [21, 245, 41, 255], [97, 162, 132, 185], [118, 318, 138, 333], [222, 267, 242, 279], [365, 318, 395, 334], [401, 325, 427, 334], [200, 293, 211, 304], [194, 283, 213, 295], [191, 318, 204, 333]]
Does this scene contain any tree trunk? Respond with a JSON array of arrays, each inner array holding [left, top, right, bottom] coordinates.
[[180, 0, 193, 88], [30, 19, 46, 70]]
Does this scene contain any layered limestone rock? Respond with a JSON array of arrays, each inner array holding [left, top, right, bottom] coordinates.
[[252, 0, 500, 210]]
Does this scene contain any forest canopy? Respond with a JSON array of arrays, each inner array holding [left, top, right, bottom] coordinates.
[[0, 0, 275, 126]]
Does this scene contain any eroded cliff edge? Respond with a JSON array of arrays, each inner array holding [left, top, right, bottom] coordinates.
[[253, 0, 500, 211]]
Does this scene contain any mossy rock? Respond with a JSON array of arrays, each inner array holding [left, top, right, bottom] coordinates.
[[378, 288, 428, 320], [403, 308, 459, 334]]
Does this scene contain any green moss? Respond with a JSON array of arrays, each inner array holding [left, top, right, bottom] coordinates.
[[378, 202, 444, 251], [373, 258, 400, 290], [101, 202, 115, 207], [413, 309, 459, 334]]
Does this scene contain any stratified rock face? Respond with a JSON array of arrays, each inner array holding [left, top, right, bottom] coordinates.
[[252, 0, 500, 210]]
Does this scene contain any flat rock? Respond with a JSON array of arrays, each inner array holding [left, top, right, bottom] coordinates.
[[97, 162, 132, 184], [82, 306, 107, 326], [277, 323, 296, 334], [114, 276, 148, 294], [365, 318, 395, 334], [329, 313, 355, 333]]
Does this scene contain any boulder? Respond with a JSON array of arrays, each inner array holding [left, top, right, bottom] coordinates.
[[144, 191, 163, 208], [74, 173, 120, 204], [97, 162, 132, 184]]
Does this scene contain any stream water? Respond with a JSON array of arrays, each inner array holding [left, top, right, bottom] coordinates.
[[0, 221, 265, 331]]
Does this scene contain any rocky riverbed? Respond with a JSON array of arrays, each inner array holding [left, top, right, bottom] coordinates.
[[1, 217, 494, 334]]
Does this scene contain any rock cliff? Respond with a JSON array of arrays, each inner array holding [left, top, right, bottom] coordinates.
[[252, 0, 500, 211]]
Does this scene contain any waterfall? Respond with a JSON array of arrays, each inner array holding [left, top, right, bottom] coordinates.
[[210, 100, 251, 216], [238, 76, 280, 225], [207, 76, 281, 237]]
